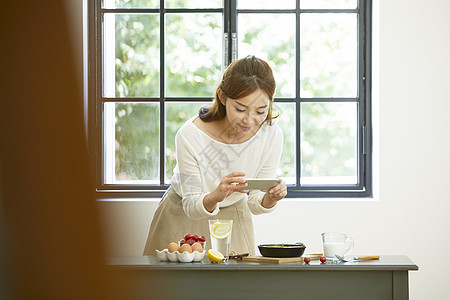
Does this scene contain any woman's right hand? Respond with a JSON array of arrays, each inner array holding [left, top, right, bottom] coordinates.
[[203, 172, 248, 212], [215, 172, 249, 199]]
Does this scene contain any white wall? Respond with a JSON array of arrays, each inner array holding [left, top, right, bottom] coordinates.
[[95, 0, 450, 299]]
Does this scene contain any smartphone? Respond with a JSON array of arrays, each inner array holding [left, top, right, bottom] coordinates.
[[238, 178, 279, 190]]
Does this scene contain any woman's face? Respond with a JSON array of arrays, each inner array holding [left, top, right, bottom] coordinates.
[[223, 88, 270, 134]]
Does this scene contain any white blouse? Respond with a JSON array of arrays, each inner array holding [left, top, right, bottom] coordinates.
[[170, 115, 284, 220]]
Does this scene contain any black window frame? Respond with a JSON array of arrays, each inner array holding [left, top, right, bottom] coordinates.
[[88, 0, 373, 199]]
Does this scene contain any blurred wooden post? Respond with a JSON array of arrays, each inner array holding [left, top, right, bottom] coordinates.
[[0, 1, 129, 299]]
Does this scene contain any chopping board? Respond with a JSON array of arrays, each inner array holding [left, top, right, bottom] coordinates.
[[242, 254, 322, 264]]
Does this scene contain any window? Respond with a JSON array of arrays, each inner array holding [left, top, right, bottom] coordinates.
[[89, 0, 372, 198]]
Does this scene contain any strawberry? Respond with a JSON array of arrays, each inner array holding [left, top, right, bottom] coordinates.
[[192, 235, 199, 242], [199, 235, 206, 242], [184, 234, 192, 240]]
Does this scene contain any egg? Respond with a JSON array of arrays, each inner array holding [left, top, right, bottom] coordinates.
[[192, 242, 203, 253], [168, 242, 180, 253], [179, 243, 193, 253]]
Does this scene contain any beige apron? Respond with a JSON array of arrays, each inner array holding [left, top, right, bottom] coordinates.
[[143, 186, 256, 256]]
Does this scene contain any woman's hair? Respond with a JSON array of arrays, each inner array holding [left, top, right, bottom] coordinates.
[[199, 55, 277, 124]]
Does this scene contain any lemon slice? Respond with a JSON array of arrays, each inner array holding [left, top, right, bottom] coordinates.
[[207, 249, 224, 263], [210, 222, 232, 239]]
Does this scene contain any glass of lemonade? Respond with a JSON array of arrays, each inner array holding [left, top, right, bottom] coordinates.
[[208, 219, 233, 261]]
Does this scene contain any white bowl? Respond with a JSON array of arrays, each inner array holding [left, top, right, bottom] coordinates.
[[193, 250, 205, 262], [155, 249, 206, 263], [176, 251, 196, 262], [155, 249, 168, 261], [167, 250, 179, 262]]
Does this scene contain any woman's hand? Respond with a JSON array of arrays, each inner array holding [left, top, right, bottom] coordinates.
[[261, 178, 287, 208], [203, 172, 248, 212]]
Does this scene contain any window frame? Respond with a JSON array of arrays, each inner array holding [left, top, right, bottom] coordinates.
[[88, 0, 373, 199]]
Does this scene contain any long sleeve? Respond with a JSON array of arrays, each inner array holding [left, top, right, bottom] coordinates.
[[247, 125, 284, 215], [174, 131, 219, 220], [170, 116, 284, 219]]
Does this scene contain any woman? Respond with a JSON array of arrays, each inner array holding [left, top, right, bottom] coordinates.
[[143, 55, 287, 256]]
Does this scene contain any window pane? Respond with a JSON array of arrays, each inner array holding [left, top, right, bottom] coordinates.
[[300, 102, 357, 185], [300, 0, 357, 9], [103, 0, 159, 9], [300, 13, 357, 98], [165, 0, 222, 8], [165, 13, 222, 97], [165, 102, 211, 182], [238, 0, 295, 9], [104, 102, 160, 184], [103, 14, 160, 98], [238, 13, 295, 98], [273, 102, 296, 184]]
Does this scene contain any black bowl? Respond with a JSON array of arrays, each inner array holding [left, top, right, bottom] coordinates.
[[258, 243, 306, 258]]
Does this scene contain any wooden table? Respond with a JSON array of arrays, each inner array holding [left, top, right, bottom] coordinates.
[[107, 255, 418, 300]]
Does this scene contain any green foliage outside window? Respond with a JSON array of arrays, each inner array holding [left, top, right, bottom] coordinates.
[[111, 1, 357, 184]]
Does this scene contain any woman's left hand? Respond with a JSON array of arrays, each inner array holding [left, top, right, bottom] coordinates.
[[261, 178, 287, 208]]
